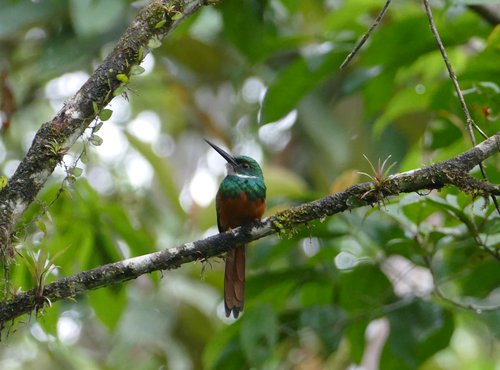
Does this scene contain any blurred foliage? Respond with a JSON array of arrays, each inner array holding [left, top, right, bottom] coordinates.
[[0, 0, 499, 369]]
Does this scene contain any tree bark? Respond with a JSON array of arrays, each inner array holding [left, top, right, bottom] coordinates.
[[0, 133, 498, 326], [0, 0, 498, 330], [0, 0, 210, 260]]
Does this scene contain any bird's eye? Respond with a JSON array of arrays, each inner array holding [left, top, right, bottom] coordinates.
[[241, 163, 250, 169]]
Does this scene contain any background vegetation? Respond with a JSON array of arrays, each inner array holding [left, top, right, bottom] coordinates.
[[0, 0, 499, 369]]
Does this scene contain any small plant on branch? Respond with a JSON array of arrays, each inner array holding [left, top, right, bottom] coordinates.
[[358, 154, 398, 205]]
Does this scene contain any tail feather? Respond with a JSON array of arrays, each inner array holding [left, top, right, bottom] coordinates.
[[224, 246, 246, 318]]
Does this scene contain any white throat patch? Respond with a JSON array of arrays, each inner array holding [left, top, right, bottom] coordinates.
[[234, 173, 259, 179]]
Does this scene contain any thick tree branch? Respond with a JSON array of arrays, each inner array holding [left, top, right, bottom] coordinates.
[[0, 133, 498, 326], [0, 0, 211, 260]]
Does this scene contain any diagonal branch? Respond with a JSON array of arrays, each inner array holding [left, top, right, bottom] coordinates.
[[422, 0, 487, 143], [0, 0, 212, 261], [468, 4, 500, 26], [422, 0, 498, 214], [0, 133, 498, 326], [340, 0, 392, 69]]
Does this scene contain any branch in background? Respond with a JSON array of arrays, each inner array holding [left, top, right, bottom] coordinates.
[[340, 0, 392, 69], [468, 4, 500, 26], [0, 0, 212, 260], [423, 0, 487, 143], [339, 0, 498, 212], [0, 133, 498, 326], [422, 0, 499, 214]]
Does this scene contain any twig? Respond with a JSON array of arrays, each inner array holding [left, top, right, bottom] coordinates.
[[434, 285, 500, 313], [0, 0, 212, 262], [340, 0, 393, 69], [423, 0, 499, 214], [0, 133, 498, 326], [422, 0, 487, 142], [416, 231, 499, 313], [428, 259, 500, 313]]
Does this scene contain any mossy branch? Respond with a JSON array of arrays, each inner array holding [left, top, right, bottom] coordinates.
[[0, 0, 212, 261], [0, 133, 498, 327]]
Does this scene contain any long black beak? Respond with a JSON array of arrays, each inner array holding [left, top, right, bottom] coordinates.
[[205, 139, 239, 167]]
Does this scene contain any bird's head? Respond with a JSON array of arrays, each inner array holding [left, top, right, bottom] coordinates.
[[205, 140, 263, 180]]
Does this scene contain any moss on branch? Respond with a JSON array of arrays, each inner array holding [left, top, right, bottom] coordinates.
[[0, 0, 211, 263]]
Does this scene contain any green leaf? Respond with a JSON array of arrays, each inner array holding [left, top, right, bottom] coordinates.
[[98, 109, 113, 121], [300, 282, 334, 307], [80, 150, 89, 163], [147, 36, 162, 49], [136, 47, 144, 62], [37, 297, 60, 334], [203, 324, 245, 370], [300, 306, 345, 353], [246, 267, 313, 301], [93, 121, 103, 132], [361, 16, 436, 68], [261, 51, 343, 123], [69, 167, 83, 177], [130, 65, 145, 76], [113, 84, 127, 96], [345, 318, 369, 364], [400, 195, 439, 225], [240, 305, 277, 367], [338, 264, 395, 313], [427, 119, 462, 149], [154, 19, 166, 29], [380, 300, 454, 370], [475, 311, 500, 339], [116, 74, 128, 83], [372, 85, 432, 137], [70, 0, 126, 37], [35, 220, 48, 235], [92, 101, 99, 114], [459, 259, 500, 299], [0, 1, 65, 38], [171, 12, 183, 21], [88, 286, 126, 330], [103, 203, 155, 257], [75, 227, 94, 271], [426, 196, 472, 228], [0, 176, 7, 189], [220, 0, 277, 62], [89, 134, 103, 146]]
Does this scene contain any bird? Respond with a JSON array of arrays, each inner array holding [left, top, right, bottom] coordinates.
[[206, 140, 266, 318]]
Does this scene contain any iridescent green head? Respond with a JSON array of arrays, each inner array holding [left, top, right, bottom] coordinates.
[[206, 140, 266, 200], [205, 140, 264, 180]]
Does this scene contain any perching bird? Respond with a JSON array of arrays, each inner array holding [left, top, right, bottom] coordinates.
[[206, 140, 266, 318]]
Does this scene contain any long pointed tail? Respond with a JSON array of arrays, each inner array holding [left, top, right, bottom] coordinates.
[[224, 245, 245, 318]]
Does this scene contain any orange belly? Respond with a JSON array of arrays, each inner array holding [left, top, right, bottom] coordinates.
[[216, 191, 266, 231]]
